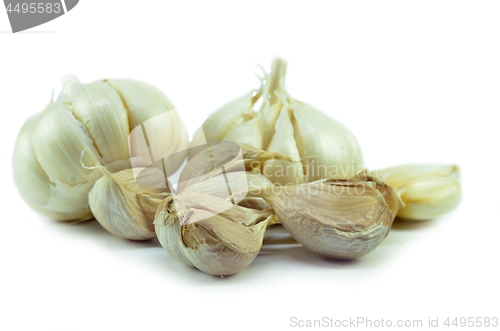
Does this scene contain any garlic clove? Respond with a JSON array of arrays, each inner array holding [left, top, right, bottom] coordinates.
[[263, 101, 305, 185], [13, 113, 51, 209], [177, 142, 293, 193], [377, 164, 461, 221], [23, 101, 102, 221], [201, 92, 258, 142], [60, 76, 130, 172], [107, 79, 189, 176], [154, 192, 273, 276], [290, 99, 364, 181], [244, 173, 398, 259], [13, 113, 93, 221], [194, 57, 365, 185], [89, 167, 172, 240], [33, 101, 102, 186]]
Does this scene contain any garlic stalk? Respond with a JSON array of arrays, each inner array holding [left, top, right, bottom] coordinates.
[[191, 57, 364, 183], [376, 164, 461, 221], [154, 192, 274, 276], [13, 76, 189, 225]]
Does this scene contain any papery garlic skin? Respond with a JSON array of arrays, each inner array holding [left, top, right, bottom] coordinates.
[[193, 57, 364, 184], [89, 168, 172, 240], [13, 77, 189, 223], [154, 192, 273, 276], [178, 142, 293, 193], [249, 176, 399, 260], [177, 171, 398, 260], [376, 164, 461, 221]]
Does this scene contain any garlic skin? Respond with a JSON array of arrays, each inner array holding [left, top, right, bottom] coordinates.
[[13, 77, 189, 222], [177, 142, 293, 193], [193, 57, 364, 184], [13, 113, 93, 221], [89, 168, 172, 240], [376, 164, 461, 221], [178, 171, 398, 260], [248, 174, 399, 260], [154, 192, 274, 276]]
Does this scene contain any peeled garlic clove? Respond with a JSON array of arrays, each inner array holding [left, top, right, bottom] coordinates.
[[89, 168, 172, 240], [154, 192, 273, 276], [177, 142, 293, 193], [247, 174, 399, 259], [34, 101, 102, 186], [377, 164, 461, 221]]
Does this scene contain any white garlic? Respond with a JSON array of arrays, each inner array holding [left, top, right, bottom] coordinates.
[[89, 167, 172, 240], [376, 164, 461, 221], [154, 191, 274, 276], [13, 76, 189, 225], [178, 142, 293, 193], [191, 57, 364, 184], [181, 171, 399, 260]]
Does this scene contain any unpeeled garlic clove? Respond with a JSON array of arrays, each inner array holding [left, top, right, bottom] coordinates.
[[376, 164, 461, 221], [89, 167, 172, 240], [193, 57, 365, 184], [13, 76, 189, 223], [13, 113, 93, 221], [177, 170, 398, 259], [154, 192, 274, 276], [202, 171, 397, 260], [252, 176, 399, 259], [177, 142, 293, 193]]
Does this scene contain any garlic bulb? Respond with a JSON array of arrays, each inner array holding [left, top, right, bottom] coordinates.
[[154, 192, 274, 276], [191, 57, 364, 183], [89, 167, 172, 240], [13, 76, 189, 226], [376, 164, 461, 221]]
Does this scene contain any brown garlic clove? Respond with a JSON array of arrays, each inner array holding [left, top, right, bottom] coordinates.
[[250, 175, 399, 259], [177, 142, 293, 193], [89, 168, 172, 240], [376, 164, 461, 221], [154, 192, 274, 276]]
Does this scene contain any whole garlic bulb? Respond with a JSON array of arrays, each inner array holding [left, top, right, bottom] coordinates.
[[13, 76, 189, 225], [191, 57, 364, 184]]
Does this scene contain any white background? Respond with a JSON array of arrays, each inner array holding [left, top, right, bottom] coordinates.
[[1, 1, 499, 330]]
